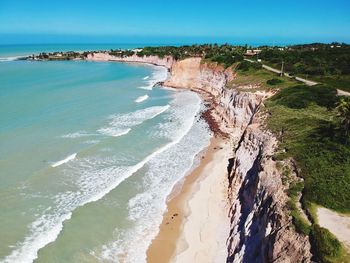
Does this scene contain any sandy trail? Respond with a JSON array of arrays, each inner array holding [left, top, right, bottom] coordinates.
[[337, 89, 350, 97]]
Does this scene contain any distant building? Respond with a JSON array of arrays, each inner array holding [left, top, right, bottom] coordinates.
[[245, 49, 262, 56]]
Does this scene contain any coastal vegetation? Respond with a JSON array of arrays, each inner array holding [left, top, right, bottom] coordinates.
[[227, 61, 298, 90], [265, 85, 350, 262], [336, 97, 350, 136], [266, 85, 349, 212], [35, 51, 86, 60], [136, 44, 245, 66], [256, 43, 350, 91]]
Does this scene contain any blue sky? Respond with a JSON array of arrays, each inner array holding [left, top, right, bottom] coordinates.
[[0, 0, 349, 44]]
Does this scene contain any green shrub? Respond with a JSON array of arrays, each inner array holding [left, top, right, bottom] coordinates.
[[237, 61, 262, 71], [269, 84, 337, 109], [292, 212, 311, 235], [311, 224, 342, 262], [267, 78, 283, 85], [288, 181, 304, 198], [266, 85, 350, 212]]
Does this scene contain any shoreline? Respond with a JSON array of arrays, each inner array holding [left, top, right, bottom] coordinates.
[[113, 57, 232, 262], [147, 79, 231, 262], [112, 58, 232, 261], [147, 135, 231, 263], [22, 54, 233, 261]]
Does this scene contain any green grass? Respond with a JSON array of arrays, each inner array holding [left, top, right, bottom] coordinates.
[[228, 66, 298, 90], [266, 85, 350, 212], [287, 180, 311, 235], [309, 75, 350, 92], [257, 59, 350, 92], [265, 84, 350, 262]]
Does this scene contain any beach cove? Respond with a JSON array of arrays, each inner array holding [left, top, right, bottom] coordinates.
[[0, 47, 219, 262]]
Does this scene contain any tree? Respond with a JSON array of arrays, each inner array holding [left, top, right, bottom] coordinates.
[[336, 97, 350, 137]]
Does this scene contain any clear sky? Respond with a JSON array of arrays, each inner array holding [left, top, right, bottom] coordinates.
[[0, 0, 349, 45]]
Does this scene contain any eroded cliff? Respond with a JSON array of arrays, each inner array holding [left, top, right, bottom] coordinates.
[[88, 54, 312, 262], [86, 52, 175, 68], [165, 57, 312, 262]]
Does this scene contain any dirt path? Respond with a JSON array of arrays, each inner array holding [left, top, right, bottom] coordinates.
[[337, 89, 350, 96]]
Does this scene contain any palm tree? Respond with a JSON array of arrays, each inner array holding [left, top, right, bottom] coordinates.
[[336, 97, 350, 137]]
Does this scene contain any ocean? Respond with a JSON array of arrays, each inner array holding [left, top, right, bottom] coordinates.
[[0, 45, 212, 262]]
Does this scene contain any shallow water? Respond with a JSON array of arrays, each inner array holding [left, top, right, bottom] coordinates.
[[0, 47, 211, 262]]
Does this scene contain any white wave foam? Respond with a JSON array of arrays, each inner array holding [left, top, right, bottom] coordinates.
[[137, 66, 168, 90], [51, 153, 77, 168], [98, 105, 169, 137], [137, 86, 152, 90], [142, 76, 149, 80], [2, 100, 199, 263], [135, 95, 149, 103], [97, 128, 131, 137], [61, 131, 95, 139], [84, 140, 100, 144], [95, 92, 212, 263], [0, 56, 24, 62]]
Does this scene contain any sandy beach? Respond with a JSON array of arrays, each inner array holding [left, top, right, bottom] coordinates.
[[147, 135, 231, 263]]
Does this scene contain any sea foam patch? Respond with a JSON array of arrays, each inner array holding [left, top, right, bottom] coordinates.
[[135, 95, 149, 103], [0, 56, 24, 62], [51, 153, 77, 168], [98, 105, 169, 137], [137, 66, 168, 90], [61, 131, 96, 139]]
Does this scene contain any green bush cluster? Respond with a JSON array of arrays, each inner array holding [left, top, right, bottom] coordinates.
[[269, 85, 338, 109], [259, 43, 350, 76], [311, 224, 342, 263], [236, 60, 262, 71], [287, 181, 311, 235], [258, 43, 350, 91], [267, 85, 350, 212], [136, 44, 245, 66], [109, 49, 134, 57], [266, 78, 283, 85], [266, 85, 350, 262]]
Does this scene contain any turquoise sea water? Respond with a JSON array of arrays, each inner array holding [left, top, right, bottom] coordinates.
[[0, 46, 211, 262]]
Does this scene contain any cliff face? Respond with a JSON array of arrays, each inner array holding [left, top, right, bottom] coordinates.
[[165, 57, 311, 262], [86, 52, 175, 68], [227, 124, 311, 263], [165, 57, 235, 96]]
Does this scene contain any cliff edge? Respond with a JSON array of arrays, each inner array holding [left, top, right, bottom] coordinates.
[[166, 57, 312, 262]]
